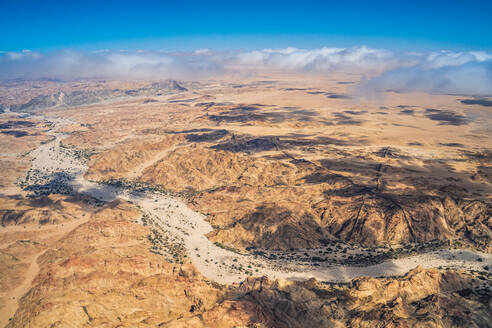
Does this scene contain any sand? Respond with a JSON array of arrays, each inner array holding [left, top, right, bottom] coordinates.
[[21, 114, 492, 285]]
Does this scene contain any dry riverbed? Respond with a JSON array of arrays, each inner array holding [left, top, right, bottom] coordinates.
[[19, 114, 492, 285]]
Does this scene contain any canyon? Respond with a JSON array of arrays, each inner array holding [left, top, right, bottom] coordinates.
[[0, 74, 491, 327]]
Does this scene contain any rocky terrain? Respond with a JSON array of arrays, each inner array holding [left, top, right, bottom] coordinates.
[[0, 80, 188, 113], [78, 79, 492, 255], [2, 197, 491, 327], [1, 193, 491, 328], [0, 74, 491, 327], [0, 116, 52, 195]]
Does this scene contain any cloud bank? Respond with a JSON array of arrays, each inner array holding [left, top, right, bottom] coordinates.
[[0, 50, 223, 81], [358, 51, 492, 96], [1, 47, 491, 96], [232, 46, 402, 74]]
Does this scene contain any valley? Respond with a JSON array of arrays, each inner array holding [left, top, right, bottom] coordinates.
[[1, 74, 491, 327]]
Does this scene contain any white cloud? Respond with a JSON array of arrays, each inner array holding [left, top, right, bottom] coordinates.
[[358, 51, 492, 96], [194, 49, 210, 55], [232, 46, 402, 74], [422, 50, 492, 68], [0, 50, 223, 81], [0, 46, 490, 96]]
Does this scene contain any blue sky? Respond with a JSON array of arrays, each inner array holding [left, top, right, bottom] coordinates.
[[1, 0, 491, 52]]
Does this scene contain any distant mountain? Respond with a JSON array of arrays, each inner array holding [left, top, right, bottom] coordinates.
[[7, 80, 188, 113]]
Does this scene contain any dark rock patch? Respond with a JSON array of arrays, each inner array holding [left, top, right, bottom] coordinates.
[[282, 88, 310, 91], [333, 112, 364, 125], [399, 109, 415, 115], [168, 97, 201, 103], [185, 129, 229, 142], [440, 143, 465, 148], [460, 98, 492, 107], [0, 120, 35, 129], [425, 109, 468, 126], [212, 136, 281, 153], [344, 110, 367, 115], [208, 106, 319, 124], [1, 130, 28, 137], [326, 93, 351, 99]]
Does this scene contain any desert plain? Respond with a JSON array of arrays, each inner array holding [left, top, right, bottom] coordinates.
[[0, 71, 491, 327]]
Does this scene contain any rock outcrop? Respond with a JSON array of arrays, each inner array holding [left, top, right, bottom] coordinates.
[[7, 80, 188, 113], [161, 267, 492, 328], [4, 195, 491, 328]]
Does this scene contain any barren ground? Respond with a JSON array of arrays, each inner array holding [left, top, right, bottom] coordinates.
[[0, 74, 491, 327]]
